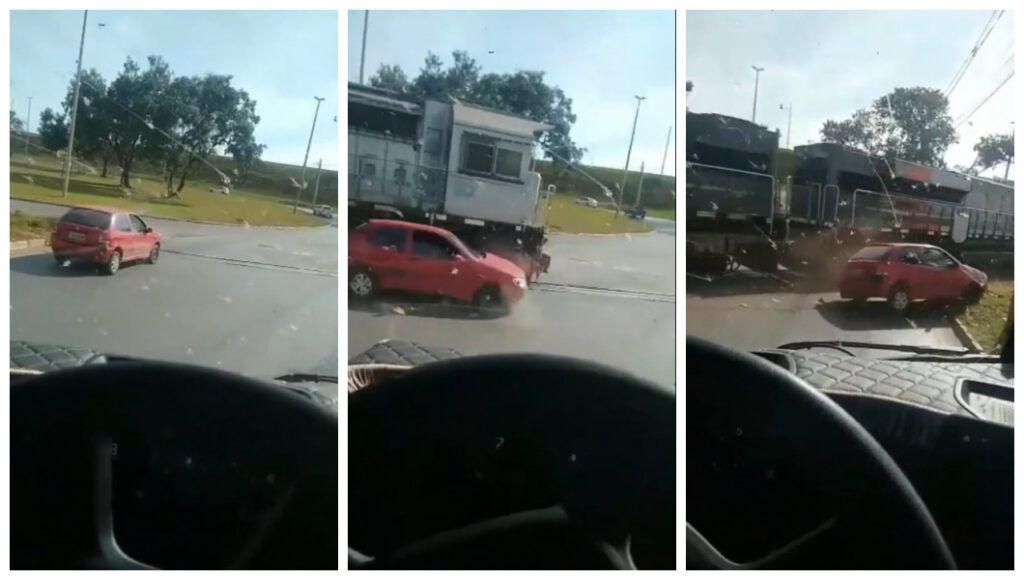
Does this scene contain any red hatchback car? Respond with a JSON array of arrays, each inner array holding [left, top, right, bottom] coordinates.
[[838, 243, 987, 312], [51, 206, 161, 276], [349, 219, 528, 310]]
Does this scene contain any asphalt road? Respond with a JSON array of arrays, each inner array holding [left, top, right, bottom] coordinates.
[[10, 199, 339, 399], [348, 218, 677, 389], [685, 268, 963, 352]]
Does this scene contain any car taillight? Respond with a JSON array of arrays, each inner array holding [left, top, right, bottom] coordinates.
[[97, 233, 109, 246]]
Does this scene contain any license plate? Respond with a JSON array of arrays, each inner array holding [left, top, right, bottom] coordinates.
[[68, 232, 85, 242]]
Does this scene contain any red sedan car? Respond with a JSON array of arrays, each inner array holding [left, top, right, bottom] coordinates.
[[838, 243, 987, 312], [51, 206, 161, 276], [348, 219, 528, 310]]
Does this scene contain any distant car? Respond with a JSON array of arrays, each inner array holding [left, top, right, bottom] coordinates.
[[626, 207, 647, 220], [314, 205, 334, 218], [51, 206, 161, 276], [575, 196, 599, 208], [209, 186, 230, 195], [838, 243, 987, 312], [348, 219, 528, 311]]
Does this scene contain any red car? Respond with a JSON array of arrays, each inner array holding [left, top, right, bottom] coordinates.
[[51, 206, 161, 276], [348, 219, 528, 310], [838, 243, 987, 312]]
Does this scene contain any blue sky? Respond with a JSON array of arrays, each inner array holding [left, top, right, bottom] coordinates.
[[10, 10, 339, 169], [348, 10, 677, 176], [686, 10, 1014, 178]]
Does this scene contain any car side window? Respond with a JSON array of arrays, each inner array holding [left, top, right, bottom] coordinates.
[[411, 231, 458, 260], [129, 215, 147, 232], [113, 214, 133, 232], [368, 227, 407, 252], [923, 248, 955, 269], [898, 248, 922, 265]]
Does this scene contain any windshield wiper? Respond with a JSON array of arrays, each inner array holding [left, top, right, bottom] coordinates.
[[777, 340, 979, 356], [274, 373, 339, 384]]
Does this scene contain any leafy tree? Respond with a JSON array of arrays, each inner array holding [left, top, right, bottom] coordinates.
[[820, 87, 957, 167], [37, 107, 68, 152], [106, 56, 174, 188], [973, 132, 1013, 178], [11, 110, 24, 133], [59, 69, 117, 176], [368, 64, 410, 94]]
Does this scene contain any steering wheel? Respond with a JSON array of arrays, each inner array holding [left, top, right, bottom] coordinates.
[[10, 361, 337, 570], [686, 336, 955, 569], [348, 354, 675, 569]]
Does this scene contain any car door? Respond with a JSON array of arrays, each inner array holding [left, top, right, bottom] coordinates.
[[892, 246, 932, 300], [406, 230, 466, 299], [129, 214, 155, 256], [111, 214, 137, 260], [364, 225, 411, 291], [920, 247, 960, 301]]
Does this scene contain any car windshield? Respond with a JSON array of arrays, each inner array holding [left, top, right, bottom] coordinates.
[[11, 10, 340, 386], [346, 10, 676, 388], [686, 10, 1013, 356]]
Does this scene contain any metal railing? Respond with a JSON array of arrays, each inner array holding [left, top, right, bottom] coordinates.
[[686, 162, 776, 234]]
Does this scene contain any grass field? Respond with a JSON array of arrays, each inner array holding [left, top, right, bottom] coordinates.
[[10, 157, 324, 227], [958, 281, 1013, 352], [545, 195, 652, 234], [10, 211, 57, 242], [646, 207, 676, 220]]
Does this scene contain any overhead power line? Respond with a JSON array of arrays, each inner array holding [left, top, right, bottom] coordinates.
[[953, 69, 1013, 128], [945, 10, 1003, 99]]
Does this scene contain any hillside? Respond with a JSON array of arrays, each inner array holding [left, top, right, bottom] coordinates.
[[534, 159, 676, 209]]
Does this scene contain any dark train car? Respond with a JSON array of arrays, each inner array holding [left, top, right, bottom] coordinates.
[[686, 111, 784, 273]]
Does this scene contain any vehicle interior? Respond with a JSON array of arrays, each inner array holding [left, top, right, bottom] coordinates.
[[347, 351, 676, 570], [9, 349, 338, 570], [686, 320, 1013, 570]]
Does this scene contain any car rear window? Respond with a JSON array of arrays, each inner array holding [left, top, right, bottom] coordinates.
[[850, 246, 891, 261], [59, 208, 111, 229]]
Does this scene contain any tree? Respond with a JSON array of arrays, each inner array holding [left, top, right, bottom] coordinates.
[[973, 132, 1013, 178], [60, 69, 116, 176], [368, 64, 410, 95], [106, 56, 174, 188], [820, 87, 957, 167], [37, 107, 68, 152], [11, 110, 24, 133]]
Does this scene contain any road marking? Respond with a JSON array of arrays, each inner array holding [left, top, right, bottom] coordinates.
[[532, 281, 675, 303], [162, 249, 338, 278]]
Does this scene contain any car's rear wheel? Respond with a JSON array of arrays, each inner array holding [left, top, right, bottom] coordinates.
[[102, 250, 121, 276], [961, 284, 982, 306], [889, 285, 910, 313], [349, 268, 376, 299], [148, 244, 160, 264]]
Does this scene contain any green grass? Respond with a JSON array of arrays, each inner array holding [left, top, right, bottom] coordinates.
[[10, 157, 325, 227], [10, 211, 57, 242], [646, 207, 676, 220], [958, 281, 1013, 352], [545, 194, 652, 234]]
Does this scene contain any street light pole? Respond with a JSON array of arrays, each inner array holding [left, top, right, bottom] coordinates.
[[294, 96, 326, 213], [635, 161, 646, 207], [616, 95, 645, 218], [359, 10, 369, 84], [62, 10, 88, 199], [659, 125, 671, 175], [24, 96, 32, 157], [1005, 122, 1014, 181], [751, 65, 764, 123], [312, 158, 323, 206], [786, 103, 793, 148]]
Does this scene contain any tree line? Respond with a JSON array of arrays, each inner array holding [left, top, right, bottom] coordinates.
[[11, 55, 266, 197]]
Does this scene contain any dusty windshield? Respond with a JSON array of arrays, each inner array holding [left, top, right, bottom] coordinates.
[[10, 10, 340, 391], [347, 10, 676, 387], [686, 10, 1014, 354]]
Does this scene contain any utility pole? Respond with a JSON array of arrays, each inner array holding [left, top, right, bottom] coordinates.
[[62, 10, 88, 199], [294, 96, 325, 213], [659, 126, 671, 175], [751, 65, 764, 123], [786, 103, 793, 148], [312, 158, 323, 206], [616, 95, 645, 218], [24, 97, 32, 157], [359, 10, 369, 84], [635, 161, 646, 207]]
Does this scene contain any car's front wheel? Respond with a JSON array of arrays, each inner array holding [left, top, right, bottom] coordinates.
[[148, 244, 160, 264], [102, 250, 122, 276], [473, 285, 507, 315], [349, 268, 376, 299]]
